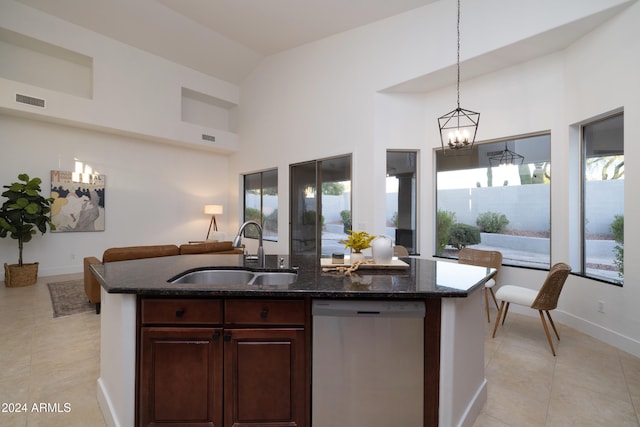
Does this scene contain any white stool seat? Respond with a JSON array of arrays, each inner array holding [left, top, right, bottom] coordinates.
[[492, 263, 572, 356], [485, 278, 496, 288], [494, 284, 537, 307]]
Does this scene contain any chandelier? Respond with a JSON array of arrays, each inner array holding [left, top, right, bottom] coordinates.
[[437, 0, 480, 154], [489, 142, 524, 167]]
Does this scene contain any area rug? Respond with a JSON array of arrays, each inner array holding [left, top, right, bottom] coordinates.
[[47, 279, 94, 318]]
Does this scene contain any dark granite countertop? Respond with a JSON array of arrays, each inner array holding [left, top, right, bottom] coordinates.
[[90, 254, 495, 299]]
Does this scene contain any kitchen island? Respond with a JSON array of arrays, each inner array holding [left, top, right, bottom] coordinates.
[[91, 254, 495, 427]]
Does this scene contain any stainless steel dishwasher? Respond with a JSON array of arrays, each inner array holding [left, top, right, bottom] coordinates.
[[312, 300, 425, 426]]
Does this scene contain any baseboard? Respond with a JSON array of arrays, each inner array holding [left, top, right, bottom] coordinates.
[[97, 377, 118, 427], [504, 304, 640, 358], [40, 265, 83, 277], [457, 378, 488, 427], [554, 310, 640, 358]]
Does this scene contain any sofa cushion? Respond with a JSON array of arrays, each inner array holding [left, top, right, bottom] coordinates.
[[179, 241, 243, 255], [102, 244, 180, 262]]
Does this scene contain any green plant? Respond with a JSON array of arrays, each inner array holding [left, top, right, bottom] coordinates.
[[341, 230, 375, 253], [264, 209, 278, 235], [243, 207, 264, 239], [0, 174, 55, 266], [447, 223, 481, 250], [322, 182, 345, 195], [340, 210, 351, 233], [611, 215, 623, 278], [244, 207, 264, 223], [436, 210, 456, 255], [476, 211, 509, 233]]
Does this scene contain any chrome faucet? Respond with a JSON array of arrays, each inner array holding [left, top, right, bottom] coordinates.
[[232, 220, 265, 268]]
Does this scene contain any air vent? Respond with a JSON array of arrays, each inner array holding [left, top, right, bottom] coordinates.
[[16, 93, 45, 108], [202, 134, 216, 142]]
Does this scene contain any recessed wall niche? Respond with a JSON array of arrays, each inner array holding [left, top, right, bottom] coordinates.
[[181, 87, 237, 133], [0, 28, 93, 99]]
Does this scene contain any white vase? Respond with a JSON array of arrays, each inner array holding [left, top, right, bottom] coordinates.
[[371, 235, 393, 264], [349, 252, 365, 263]]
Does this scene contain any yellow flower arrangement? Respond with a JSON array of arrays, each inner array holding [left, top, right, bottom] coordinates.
[[340, 230, 376, 253]]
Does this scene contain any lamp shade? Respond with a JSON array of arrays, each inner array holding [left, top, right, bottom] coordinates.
[[204, 204, 223, 215]]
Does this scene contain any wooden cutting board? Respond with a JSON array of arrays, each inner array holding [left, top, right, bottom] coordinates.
[[320, 258, 409, 269]]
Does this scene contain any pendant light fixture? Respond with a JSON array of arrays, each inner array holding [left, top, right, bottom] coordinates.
[[489, 142, 524, 167], [438, 0, 480, 154]]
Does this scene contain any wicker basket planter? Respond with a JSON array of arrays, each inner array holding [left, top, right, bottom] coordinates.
[[4, 262, 39, 287]]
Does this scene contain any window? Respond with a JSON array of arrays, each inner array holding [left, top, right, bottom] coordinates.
[[386, 151, 418, 254], [582, 113, 624, 284], [436, 134, 551, 268], [243, 169, 278, 241]]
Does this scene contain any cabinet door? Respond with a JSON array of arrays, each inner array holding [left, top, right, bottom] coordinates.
[[139, 327, 223, 427], [223, 328, 306, 427]]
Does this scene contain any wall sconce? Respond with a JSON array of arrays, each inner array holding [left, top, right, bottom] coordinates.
[[204, 204, 223, 240]]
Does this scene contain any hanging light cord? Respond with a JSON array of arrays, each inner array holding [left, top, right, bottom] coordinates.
[[456, 0, 461, 110]]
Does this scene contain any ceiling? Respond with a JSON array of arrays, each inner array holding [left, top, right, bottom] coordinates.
[[16, 0, 437, 84]]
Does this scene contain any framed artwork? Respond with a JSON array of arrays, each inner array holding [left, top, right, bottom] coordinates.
[[50, 170, 105, 232]]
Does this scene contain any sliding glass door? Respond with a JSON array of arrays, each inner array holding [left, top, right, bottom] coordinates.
[[290, 155, 351, 257]]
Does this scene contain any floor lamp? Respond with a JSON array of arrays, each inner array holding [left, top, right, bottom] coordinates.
[[204, 204, 223, 240]]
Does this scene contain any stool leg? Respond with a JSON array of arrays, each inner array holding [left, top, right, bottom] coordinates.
[[545, 310, 560, 340], [489, 288, 499, 309], [492, 301, 505, 338], [501, 302, 510, 325], [484, 288, 491, 323], [539, 310, 556, 356]]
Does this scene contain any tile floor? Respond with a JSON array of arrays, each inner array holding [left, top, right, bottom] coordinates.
[[1, 273, 639, 427], [0, 273, 104, 427], [477, 307, 640, 427]]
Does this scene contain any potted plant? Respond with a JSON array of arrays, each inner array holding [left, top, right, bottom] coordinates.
[[0, 173, 55, 287], [341, 230, 375, 262]]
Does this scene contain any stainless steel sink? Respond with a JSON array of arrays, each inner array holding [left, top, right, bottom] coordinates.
[[170, 269, 297, 286], [251, 272, 298, 286], [171, 269, 255, 285]]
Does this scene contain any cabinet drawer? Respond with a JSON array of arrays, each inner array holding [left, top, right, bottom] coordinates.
[[225, 300, 305, 326], [141, 298, 222, 325]]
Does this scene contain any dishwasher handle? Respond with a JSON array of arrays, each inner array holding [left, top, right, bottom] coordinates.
[[312, 300, 425, 318]]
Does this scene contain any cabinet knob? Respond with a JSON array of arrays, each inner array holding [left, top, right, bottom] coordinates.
[[212, 331, 220, 342], [175, 309, 185, 318], [260, 309, 269, 319], [224, 333, 231, 342]]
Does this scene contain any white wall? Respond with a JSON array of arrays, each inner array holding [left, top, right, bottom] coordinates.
[[0, 114, 231, 276], [560, 1, 640, 355], [0, 1, 240, 276], [234, 0, 630, 250], [234, 0, 640, 355], [0, 0, 239, 153]]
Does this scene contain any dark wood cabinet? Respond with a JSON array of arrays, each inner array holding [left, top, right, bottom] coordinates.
[[224, 328, 305, 427], [138, 297, 307, 427], [139, 327, 223, 427]]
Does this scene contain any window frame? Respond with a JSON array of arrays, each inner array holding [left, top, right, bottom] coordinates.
[[289, 154, 352, 258], [435, 132, 551, 270], [386, 150, 419, 255], [580, 111, 624, 286], [242, 168, 278, 242]]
